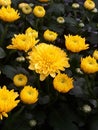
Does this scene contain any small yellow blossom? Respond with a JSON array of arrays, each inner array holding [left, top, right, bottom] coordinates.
[[13, 74, 28, 87], [80, 56, 98, 73], [21, 4, 32, 14], [0, 0, 11, 6], [93, 50, 98, 60], [57, 16, 65, 24], [28, 43, 70, 81], [39, 0, 49, 2], [33, 5, 46, 18], [0, 6, 20, 22], [43, 29, 58, 42], [20, 85, 38, 104], [0, 86, 20, 120], [53, 73, 74, 93], [7, 33, 39, 52], [18, 3, 29, 9], [25, 27, 38, 39], [64, 35, 89, 52], [84, 0, 95, 10]]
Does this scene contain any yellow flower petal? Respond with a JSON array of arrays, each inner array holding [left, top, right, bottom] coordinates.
[[28, 43, 70, 81]]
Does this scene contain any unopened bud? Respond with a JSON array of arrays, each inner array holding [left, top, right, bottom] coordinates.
[[76, 68, 83, 74], [92, 8, 98, 13], [82, 104, 92, 113], [29, 120, 37, 127], [79, 22, 85, 27], [16, 56, 25, 62], [72, 3, 80, 9]]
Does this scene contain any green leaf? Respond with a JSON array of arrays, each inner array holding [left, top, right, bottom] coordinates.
[[49, 103, 79, 130], [1, 110, 31, 130], [47, 3, 65, 16], [0, 47, 6, 59], [87, 115, 98, 130], [39, 95, 50, 105], [1, 65, 17, 79]]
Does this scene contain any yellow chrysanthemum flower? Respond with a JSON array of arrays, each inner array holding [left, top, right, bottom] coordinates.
[[20, 85, 38, 104], [33, 5, 46, 18], [18, 3, 29, 9], [57, 16, 65, 24], [84, 0, 95, 10], [43, 29, 58, 42], [28, 43, 70, 81], [22, 4, 32, 15], [13, 74, 28, 87], [0, 6, 20, 22], [0, 86, 20, 120], [53, 73, 74, 93], [25, 27, 38, 39], [0, 0, 11, 6], [64, 35, 89, 52], [80, 56, 98, 73], [93, 50, 98, 60], [7, 33, 39, 52]]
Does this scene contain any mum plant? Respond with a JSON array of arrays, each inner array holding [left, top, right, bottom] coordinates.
[[0, 0, 98, 130]]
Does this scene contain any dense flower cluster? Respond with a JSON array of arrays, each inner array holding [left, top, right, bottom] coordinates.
[[0, 0, 98, 129], [7, 27, 39, 52]]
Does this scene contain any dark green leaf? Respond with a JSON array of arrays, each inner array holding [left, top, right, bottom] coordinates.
[[1, 65, 17, 79], [0, 47, 6, 59], [49, 104, 79, 130], [39, 95, 50, 104]]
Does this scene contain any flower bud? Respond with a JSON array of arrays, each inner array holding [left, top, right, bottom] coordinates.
[[76, 68, 83, 74], [16, 56, 25, 62], [82, 104, 92, 113], [22, 5, 32, 14], [29, 120, 37, 127], [79, 22, 85, 27], [57, 16, 65, 24], [92, 8, 98, 13], [72, 3, 80, 9]]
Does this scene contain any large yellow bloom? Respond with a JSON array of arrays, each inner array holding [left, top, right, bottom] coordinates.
[[28, 43, 70, 81], [13, 74, 28, 87], [33, 5, 46, 18], [20, 85, 39, 104], [84, 0, 95, 10], [43, 29, 58, 42], [25, 27, 38, 39], [64, 35, 89, 52], [7, 33, 39, 52], [53, 73, 74, 93], [0, 86, 20, 120], [0, 0, 11, 6], [0, 6, 20, 22], [80, 56, 98, 73], [93, 50, 98, 60]]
